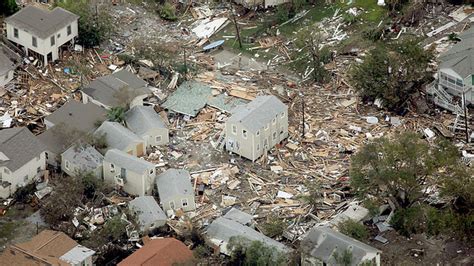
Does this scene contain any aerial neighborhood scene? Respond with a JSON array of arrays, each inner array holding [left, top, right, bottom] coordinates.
[[0, 0, 473, 265]]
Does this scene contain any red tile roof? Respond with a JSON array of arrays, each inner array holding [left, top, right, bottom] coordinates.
[[118, 238, 194, 266]]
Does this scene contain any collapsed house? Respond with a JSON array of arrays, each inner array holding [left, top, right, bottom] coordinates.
[[205, 208, 292, 256], [0, 230, 95, 265], [118, 237, 194, 266], [155, 169, 196, 212], [128, 196, 167, 233], [95, 121, 146, 157], [225, 95, 288, 161], [0, 127, 47, 199], [81, 69, 152, 110], [125, 105, 169, 148], [61, 144, 104, 178], [103, 149, 156, 196], [5, 6, 79, 65], [301, 226, 381, 266], [0, 45, 20, 89]]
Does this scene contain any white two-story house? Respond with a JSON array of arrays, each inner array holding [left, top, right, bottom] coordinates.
[[5, 6, 79, 66], [225, 95, 288, 161], [0, 127, 47, 199]]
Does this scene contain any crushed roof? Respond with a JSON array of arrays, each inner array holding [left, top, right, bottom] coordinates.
[[5, 6, 78, 39], [95, 121, 143, 151], [104, 149, 154, 174], [155, 169, 194, 203], [227, 95, 287, 133], [301, 226, 381, 265], [118, 238, 193, 266], [125, 105, 167, 137], [61, 144, 103, 171], [0, 127, 47, 172], [82, 69, 150, 107], [128, 196, 167, 231], [45, 100, 107, 133], [161, 81, 246, 117]]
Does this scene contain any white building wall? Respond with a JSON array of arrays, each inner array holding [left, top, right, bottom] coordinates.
[[103, 160, 154, 196], [6, 19, 78, 64], [142, 128, 169, 148], [0, 152, 46, 199], [0, 69, 15, 87], [161, 194, 196, 212]]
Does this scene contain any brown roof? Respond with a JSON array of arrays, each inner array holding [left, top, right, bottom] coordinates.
[[0, 230, 78, 266], [118, 238, 194, 266]]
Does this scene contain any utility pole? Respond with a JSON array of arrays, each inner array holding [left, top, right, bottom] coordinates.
[[183, 47, 187, 80], [230, 3, 242, 49], [462, 91, 469, 143], [301, 92, 305, 138]]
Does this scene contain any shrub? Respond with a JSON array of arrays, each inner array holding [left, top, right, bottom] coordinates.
[[159, 2, 178, 21], [338, 219, 369, 241], [391, 205, 426, 236], [261, 215, 286, 238]]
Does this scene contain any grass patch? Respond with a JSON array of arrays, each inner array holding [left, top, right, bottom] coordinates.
[[0, 221, 20, 240]]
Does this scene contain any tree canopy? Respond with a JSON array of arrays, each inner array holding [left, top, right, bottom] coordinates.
[[350, 38, 434, 111], [0, 0, 18, 16]]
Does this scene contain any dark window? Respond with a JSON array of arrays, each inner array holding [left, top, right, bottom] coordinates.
[[67, 25, 72, 36], [50, 36, 55, 46], [120, 168, 127, 179], [13, 28, 18, 38], [32, 37, 37, 47]]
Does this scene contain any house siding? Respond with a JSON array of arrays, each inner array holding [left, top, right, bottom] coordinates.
[[161, 194, 196, 212], [439, 69, 474, 104], [61, 155, 103, 179], [0, 152, 46, 199], [0, 69, 15, 87], [142, 128, 169, 148], [6, 20, 78, 65], [102, 160, 154, 196]]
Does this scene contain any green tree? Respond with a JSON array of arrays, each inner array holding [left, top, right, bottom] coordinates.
[[350, 132, 459, 208], [350, 38, 434, 111], [0, 0, 18, 16], [158, 2, 177, 21], [332, 248, 353, 266], [107, 106, 126, 123], [294, 30, 331, 83], [338, 219, 369, 241], [261, 215, 286, 238], [55, 0, 113, 47], [228, 237, 287, 266]]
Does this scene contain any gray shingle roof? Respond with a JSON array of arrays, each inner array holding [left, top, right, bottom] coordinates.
[[439, 36, 474, 78], [125, 106, 166, 137], [301, 226, 381, 265], [459, 25, 474, 41], [5, 6, 78, 39], [0, 127, 47, 172], [206, 217, 291, 255], [0, 48, 15, 76], [61, 144, 103, 172], [155, 169, 193, 203], [104, 149, 154, 174], [128, 196, 167, 230], [227, 95, 287, 133], [95, 121, 143, 151], [161, 81, 212, 117], [82, 70, 150, 107], [45, 100, 106, 133]]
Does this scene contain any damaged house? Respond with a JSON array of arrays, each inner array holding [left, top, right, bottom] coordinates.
[[5, 5, 79, 65], [225, 95, 288, 161], [125, 105, 169, 148], [39, 100, 106, 166], [0, 230, 95, 265], [205, 208, 292, 256], [103, 149, 155, 196], [430, 25, 474, 112], [81, 69, 152, 110], [0, 127, 47, 199], [155, 168, 196, 212], [301, 226, 381, 266], [234, 0, 290, 9], [95, 121, 146, 157], [0, 45, 20, 89], [128, 196, 167, 233], [61, 144, 104, 178]]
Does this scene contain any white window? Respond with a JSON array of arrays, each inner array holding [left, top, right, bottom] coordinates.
[[181, 198, 188, 207], [110, 163, 115, 172], [57, 33, 61, 39], [65, 160, 70, 170], [155, 135, 162, 142], [272, 132, 277, 140], [242, 130, 247, 139], [281, 112, 285, 118], [232, 125, 237, 134], [149, 169, 154, 175], [256, 130, 260, 136], [36, 167, 41, 173], [23, 175, 28, 182]]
